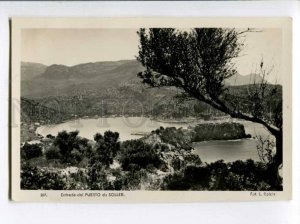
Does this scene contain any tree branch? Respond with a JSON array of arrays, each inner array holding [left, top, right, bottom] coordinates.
[[197, 92, 280, 136]]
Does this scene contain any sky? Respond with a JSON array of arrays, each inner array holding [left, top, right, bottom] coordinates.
[[21, 28, 282, 84], [21, 29, 140, 65]]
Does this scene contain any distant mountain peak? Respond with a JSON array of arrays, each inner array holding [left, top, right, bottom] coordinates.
[[40, 64, 71, 80], [21, 61, 47, 81]]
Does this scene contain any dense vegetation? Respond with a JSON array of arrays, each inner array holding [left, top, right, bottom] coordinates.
[[21, 129, 282, 191], [119, 139, 164, 171], [192, 122, 251, 141], [21, 83, 281, 131], [162, 160, 280, 190], [21, 143, 43, 160], [21, 97, 71, 124]]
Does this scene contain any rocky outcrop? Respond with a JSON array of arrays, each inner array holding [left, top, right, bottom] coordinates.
[[191, 122, 250, 142], [143, 122, 250, 147]]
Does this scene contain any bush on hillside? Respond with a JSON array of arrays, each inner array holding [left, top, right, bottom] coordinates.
[[21, 143, 43, 160], [119, 139, 163, 171]]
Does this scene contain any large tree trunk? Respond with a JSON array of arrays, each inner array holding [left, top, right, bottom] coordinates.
[[268, 129, 283, 190], [274, 129, 283, 169]]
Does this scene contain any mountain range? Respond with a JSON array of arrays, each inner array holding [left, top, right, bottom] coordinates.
[[20, 60, 281, 124], [21, 60, 265, 98], [21, 62, 47, 81]]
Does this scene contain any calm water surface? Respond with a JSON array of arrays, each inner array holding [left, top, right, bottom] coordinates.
[[36, 117, 272, 163], [192, 120, 274, 163], [37, 117, 191, 141]]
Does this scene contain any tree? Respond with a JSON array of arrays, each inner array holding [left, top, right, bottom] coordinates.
[[137, 28, 282, 184], [119, 139, 163, 171], [54, 130, 90, 164], [91, 131, 120, 167]]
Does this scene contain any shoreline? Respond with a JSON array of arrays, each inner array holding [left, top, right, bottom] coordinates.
[[35, 117, 254, 143], [35, 115, 236, 127], [31, 116, 272, 145]]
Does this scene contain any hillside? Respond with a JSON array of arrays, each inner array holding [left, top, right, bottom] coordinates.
[[21, 62, 47, 81], [21, 97, 71, 124], [21, 60, 144, 98], [21, 97, 72, 142], [20, 60, 281, 122], [21, 59, 267, 98]]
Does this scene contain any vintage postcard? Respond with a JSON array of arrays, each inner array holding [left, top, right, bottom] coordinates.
[[10, 17, 292, 202]]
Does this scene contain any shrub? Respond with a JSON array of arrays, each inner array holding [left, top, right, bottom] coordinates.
[[53, 130, 91, 165], [162, 172, 190, 190], [46, 134, 55, 139], [45, 146, 62, 160], [119, 139, 163, 171], [224, 159, 272, 190], [184, 154, 202, 166], [21, 162, 66, 190], [86, 162, 114, 190], [183, 165, 211, 189], [171, 156, 184, 171], [162, 159, 280, 191], [156, 127, 192, 150], [21, 143, 43, 160], [114, 169, 148, 190]]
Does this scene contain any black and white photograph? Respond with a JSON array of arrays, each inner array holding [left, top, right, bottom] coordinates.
[[10, 17, 292, 201]]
